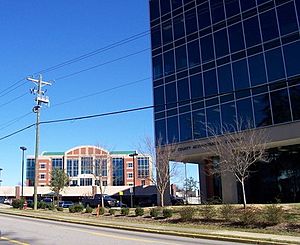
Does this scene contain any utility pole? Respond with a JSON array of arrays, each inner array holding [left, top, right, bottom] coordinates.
[[27, 75, 51, 210]]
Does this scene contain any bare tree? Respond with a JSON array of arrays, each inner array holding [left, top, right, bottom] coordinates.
[[143, 136, 180, 207], [205, 120, 269, 209]]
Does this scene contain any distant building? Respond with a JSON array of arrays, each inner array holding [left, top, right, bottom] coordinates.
[[26, 146, 152, 187]]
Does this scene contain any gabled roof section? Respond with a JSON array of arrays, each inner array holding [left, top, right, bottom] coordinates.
[[110, 151, 136, 155]]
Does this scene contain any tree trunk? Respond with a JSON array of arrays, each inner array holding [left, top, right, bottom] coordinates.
[[241, 179, 247, 209], [160, 192, 164, 207]]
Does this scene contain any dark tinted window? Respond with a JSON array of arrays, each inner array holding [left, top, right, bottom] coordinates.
[[265, 48, 285, 82], [211, 0, 225, 24], [236, 98, 254, 125], [270, 89, 291, 124], [150, 0, 160, 20], [160, 0, 171, 15], [206, 105, 221, 132], [153, 55, 163, 79], [228, 23, 245, 53], [221, 102, 236, 129], [155, 119, 166, 144], [289, 85, 300, 120], [253, 94, 272, 127], [172, 0, 182, 10], [197, 2, 211, 30], [200, 35, 214, 62], [187, 40, 201, 67], [224, 0, 240, 18], [179, 113, 192, 141], [214, 29, 229, 58], [190, 74, 204, 101], [151, 26, 162, 49], [240, 0, 256, 11], [175, 45, 187, 71], [173, 15, 185, 40], [248, 53, 267, 86], [243, 16, 261, 48], [167, 116, 179, 143], [162, 20, 173, 44], [164, 50, 175, 75], [185, 8, 198, 35], [192, 110, 206, 138], [203, 69, 218, 96], [283, 41, 300, 77], [217, 64, 233, 93], [232, 59, 250, 90], [154, 86, 165, 112], [166, 82, 177, 109], [177, 78, 190, 105], [277, 2, 298, 36], [260, 10, 279, 42]]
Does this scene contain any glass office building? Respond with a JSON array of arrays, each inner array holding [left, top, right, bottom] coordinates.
[[150, 0, 300, 203]]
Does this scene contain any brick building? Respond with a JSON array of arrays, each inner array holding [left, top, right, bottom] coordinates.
[[26, 146, 152, 187]]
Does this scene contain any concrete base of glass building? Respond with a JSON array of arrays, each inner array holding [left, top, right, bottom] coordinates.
[[172, 122, 300, 204]]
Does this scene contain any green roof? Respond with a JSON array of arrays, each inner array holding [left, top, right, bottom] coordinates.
[[42, 152, 64, 156], [110, 151, 136, 155]]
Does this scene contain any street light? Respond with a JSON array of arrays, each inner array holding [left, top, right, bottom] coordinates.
[[129, 151, 138, 207], [20, 146, 27, 198]]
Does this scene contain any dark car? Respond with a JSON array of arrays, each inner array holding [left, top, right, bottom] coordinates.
[[82, 195, 126, 208], [58, 201, 74, 208], [170, 196, 185, 205]]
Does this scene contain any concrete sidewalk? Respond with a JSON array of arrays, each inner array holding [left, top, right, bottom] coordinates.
[[0, 208, 299, 245]]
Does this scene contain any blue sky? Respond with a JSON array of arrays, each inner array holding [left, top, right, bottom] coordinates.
[[0, 1, 198, 187]]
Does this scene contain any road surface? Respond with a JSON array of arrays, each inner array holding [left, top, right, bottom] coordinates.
[[0, 213, 246, 245]]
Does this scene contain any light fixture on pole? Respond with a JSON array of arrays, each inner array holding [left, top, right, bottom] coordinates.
[[20, 146, 27, 198], [129, 151, 138, 207]]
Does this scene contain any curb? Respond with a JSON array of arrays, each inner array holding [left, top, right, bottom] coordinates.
[[0, 210, 297, 245]]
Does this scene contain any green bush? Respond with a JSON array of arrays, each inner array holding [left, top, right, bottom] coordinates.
[[12, 199, 24, 209], [179, 207, 196, 221], [239, 208, 260, 226], [201, 204, 216, 221], [220, 204, 235, 222], [98, 207, 105, 215], [109, 208, 116, 216], [150, 208, 161, 218], [57, 207, 63, 212], [121, 207, 130, 216], [47, 203, 55, 210], [38, 201, 48, 209], [85, 206, 93, 213], [263, 204, 284, 225], [135, 207, 144, 216], [163, 208, 173, 218], [69, 204, 84, 213]]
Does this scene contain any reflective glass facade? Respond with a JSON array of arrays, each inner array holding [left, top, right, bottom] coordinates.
[[150, 0, 300, 144], [112, 158, 124, 186]]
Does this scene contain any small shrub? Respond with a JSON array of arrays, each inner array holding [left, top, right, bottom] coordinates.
[[12, 199, 22, 209], [69, 206, 75, 213], [135, 207, 144, 216], [263, 204, 284, 225], [39, 202, 48, 209], [69, 204, 83, 213], [239, 208, 260, 226], [202, 204, 216, 221], [98, 207, 105, 215], [179, 207, 196, 221], [109, 208, 116, 216], [121, 207, 130, 216], [150, 208, 161, 218], [220, 204, 235, 222], [57, 207, 63, 212], [163, 208, 173, 218], [47, 203, 55, 210], [85, 206, 93, 213]]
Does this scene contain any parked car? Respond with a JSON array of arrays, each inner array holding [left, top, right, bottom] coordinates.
[[41, 198, 53, 204], [170, 196, 185, 205], [58, 201, 74, 208], [82, 194, 126, 208], [3, 198, 12, 205]]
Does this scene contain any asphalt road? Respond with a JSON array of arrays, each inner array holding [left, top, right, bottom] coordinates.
[[0, 214, 246, 245]]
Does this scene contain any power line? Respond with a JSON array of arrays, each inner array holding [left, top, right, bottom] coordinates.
[[0, 112, 32, 131], [55, 48, 150, 81], [51, 77, 151, 108], [0, 92, 28, 109]]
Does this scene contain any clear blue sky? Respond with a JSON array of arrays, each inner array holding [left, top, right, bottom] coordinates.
[[0, 0, 198, 187]]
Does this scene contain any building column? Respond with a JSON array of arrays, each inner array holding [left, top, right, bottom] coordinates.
[[221, 171, 238, 204]]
